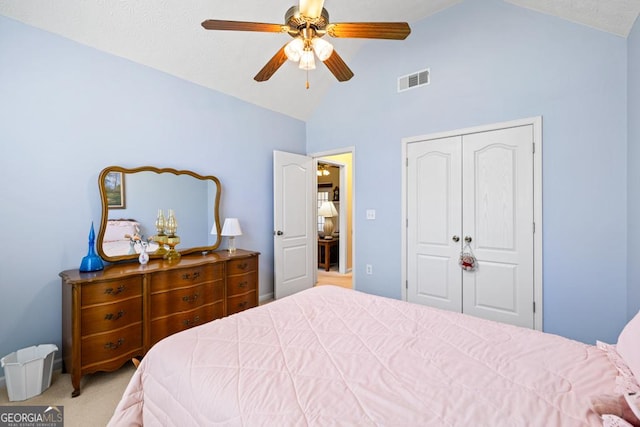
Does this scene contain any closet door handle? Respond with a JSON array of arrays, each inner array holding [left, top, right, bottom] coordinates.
[[452, 236, 460, 242], [464, 236, 472, 243]]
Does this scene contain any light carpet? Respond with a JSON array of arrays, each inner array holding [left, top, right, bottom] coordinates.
[[0, 363, 135, 426]]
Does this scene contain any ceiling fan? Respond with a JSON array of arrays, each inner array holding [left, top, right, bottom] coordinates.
[[201, 0, 411, 87]]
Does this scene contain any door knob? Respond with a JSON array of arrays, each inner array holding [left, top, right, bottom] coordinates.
[[275, 230, 284, 236], [452, 236, 460, 242], [464, 236, 472, 243]]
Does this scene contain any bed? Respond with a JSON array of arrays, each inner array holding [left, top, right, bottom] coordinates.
[[108, 285, 640, 426]]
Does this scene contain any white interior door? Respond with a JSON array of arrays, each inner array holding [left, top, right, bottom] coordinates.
[[273, 151, 315, 299], [406, 122, 537, 329], [407, 136, 462, 311], [462, 126, 534, 328]]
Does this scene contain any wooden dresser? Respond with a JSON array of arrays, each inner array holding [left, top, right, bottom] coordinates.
[[59, 249, 259, 397]]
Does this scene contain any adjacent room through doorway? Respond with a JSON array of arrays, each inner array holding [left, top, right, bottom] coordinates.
[[315, 151, 353, 289]]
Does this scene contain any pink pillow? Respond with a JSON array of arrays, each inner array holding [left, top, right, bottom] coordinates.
[[103, 220, 140, 242], [617, 310, 640, 383]]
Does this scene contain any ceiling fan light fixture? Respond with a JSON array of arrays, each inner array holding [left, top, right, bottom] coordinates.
[[312, 37, 333, 61], [299, 50, 316, 70], [203, 2, 410, 84], [284, 38, 304, 62]]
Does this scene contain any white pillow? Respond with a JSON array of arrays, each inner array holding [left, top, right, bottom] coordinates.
[[617, 310, 640, 383]]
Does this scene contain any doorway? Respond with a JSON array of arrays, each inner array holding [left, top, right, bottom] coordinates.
[[314, 150, 354, 289], [272, 149, 355, 299]]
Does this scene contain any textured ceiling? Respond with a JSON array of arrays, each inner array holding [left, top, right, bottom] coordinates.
[[1, 0, 639, 120]]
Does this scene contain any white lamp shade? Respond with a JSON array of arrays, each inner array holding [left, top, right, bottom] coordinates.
[[318, 201, 338, 218], [299, 50, 316, 70], [284, 38, 304, 62], [221, 218, 242, 236], [312, 37, 333, 61]]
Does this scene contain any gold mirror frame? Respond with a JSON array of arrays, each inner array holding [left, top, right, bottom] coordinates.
[[97, 166, 222, 263]]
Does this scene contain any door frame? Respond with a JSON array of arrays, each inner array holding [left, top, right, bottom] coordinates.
[[310, 147, 356, 285], [400, 117, 543, 330]]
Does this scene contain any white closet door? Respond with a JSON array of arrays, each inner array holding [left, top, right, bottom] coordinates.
[[407, 136, 462, 311], [406, 122, 536, 329], [461, 125, 534, 328]]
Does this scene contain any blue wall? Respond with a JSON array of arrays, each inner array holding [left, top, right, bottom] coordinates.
[[629, 15, 640, 317], [307, 0, 630, 344], [0, 16, 305, 362]]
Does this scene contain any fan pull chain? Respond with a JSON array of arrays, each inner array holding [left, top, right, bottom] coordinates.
[[306, 68, 310, 90]]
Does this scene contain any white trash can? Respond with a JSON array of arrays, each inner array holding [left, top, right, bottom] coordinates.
[[1, 344, 58, 401]]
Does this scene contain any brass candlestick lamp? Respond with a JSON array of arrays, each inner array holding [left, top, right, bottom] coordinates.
[[163, 209, 181, 261], [153, 209, 168, 256]]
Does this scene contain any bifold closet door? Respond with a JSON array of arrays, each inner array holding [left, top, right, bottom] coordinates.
[[407, 125, 535, 328], [461, 126, 534, 328], [407, 136, 462, 312]]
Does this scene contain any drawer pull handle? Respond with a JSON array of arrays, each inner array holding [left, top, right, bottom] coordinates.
[[182, 271, 201, 281], [104, 310, 125, 321], [104, 338, 124, 350], [238, 301, 248, 309], [182, 293, 199, 303], [104, 285, 126, 295], [183, 315, 201, 327], [237, 263, 248, 271], [238, 281, 248, 288]]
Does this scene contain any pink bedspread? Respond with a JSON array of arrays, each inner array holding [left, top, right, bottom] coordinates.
[[108, 286, 617, 426]]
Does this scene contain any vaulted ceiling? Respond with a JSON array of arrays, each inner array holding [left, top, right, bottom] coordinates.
[[1, 0, 639, 120]]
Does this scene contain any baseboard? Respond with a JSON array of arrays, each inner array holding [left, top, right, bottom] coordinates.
[[259, 292, 274, 304]]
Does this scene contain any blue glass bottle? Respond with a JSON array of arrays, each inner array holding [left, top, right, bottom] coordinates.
[[79, 222, 104, 272]]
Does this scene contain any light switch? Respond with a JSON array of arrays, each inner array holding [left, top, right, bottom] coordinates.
[[366, 209, 376, 220]]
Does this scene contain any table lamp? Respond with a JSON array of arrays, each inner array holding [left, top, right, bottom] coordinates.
[[221, 218, 242, 254], [318, 201, 338, 239]]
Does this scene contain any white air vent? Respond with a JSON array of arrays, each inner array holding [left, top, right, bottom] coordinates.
[[398, 68, 430, 92]]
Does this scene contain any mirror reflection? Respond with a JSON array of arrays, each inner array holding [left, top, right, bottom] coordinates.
[[97, 166, 221, 262]]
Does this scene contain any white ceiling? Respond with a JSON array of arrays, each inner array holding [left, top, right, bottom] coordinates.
[[1, 0, 639, 120]]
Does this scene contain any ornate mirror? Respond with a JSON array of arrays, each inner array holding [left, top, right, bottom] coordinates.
[[97, 166, 222, 263]]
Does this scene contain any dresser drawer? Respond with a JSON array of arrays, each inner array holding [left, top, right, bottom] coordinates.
[[81, 297, 142, 335], [227, 256, 257, 275], [81, 323, 142, 367], [81, 277, 142, 306], [227, 292, 257, 315], [150, 302, 224, 346], [226, 271, 257, 297], [150, 282, 224, 318], [150, 264, 224, 292]]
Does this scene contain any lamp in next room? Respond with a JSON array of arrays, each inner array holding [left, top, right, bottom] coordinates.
[[318, 201, 338, 239], [221, 218, 242, 254]]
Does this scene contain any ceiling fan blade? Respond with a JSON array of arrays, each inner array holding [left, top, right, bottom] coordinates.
[[201, 19, 288, 33], [299, 0, 325, 19], [326, 22, 411, 40], [254, 45, 289, 82], [322, 49, 354, 82]]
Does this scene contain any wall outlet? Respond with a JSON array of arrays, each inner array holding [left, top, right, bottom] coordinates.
[[366, 264, 373, 275], [366, 209, 376, 220]]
